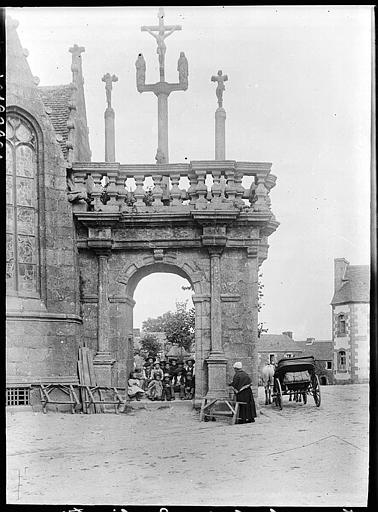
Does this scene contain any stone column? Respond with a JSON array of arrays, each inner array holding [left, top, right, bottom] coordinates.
[[93, 250, 115, 386], [104, 107, 115, 162], [215, 107, 226, 160], [206, 247, 228, 399], [192, 293, 211, 402], [157, 92, 169, 163]]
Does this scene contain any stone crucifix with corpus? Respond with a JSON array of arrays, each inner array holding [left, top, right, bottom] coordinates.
[[136, 7, 188, 164], [102, 73, 118, 109], [211, 70, 229, 160]]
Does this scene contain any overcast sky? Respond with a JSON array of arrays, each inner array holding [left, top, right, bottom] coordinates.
[[8, 6, 372, 339]]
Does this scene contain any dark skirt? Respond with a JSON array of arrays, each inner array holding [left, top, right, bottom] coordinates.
[[236, 387, 257, 422]]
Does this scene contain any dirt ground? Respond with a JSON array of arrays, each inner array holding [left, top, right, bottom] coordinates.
[[6, 384, 369, 507]]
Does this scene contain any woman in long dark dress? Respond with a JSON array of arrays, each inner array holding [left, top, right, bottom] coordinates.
[[229, 362, 257, 424]]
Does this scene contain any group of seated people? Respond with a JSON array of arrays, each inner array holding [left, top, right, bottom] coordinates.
[[128, 355, 195, 402]]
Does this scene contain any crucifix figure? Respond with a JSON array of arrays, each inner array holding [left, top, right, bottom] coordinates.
[[102, 73, 118, 109], [141, 7, 181, 81], [137, 8, 188, 164], [211, 70, 228, 108]]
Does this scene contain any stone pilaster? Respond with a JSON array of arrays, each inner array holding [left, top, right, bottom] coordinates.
[[245, 247, 259, 403], [206, 246, 228, 399], [92, 249, 115, 386], [192, 293, 211, 401]]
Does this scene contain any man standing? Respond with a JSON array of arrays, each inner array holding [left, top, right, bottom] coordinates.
[[229, 362, 257, 424]]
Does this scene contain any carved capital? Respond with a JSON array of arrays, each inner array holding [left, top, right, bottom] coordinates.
[[246, 246, 258, 259], [207, 246, 224, 257]]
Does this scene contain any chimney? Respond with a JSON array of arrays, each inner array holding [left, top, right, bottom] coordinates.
[[334, 258, 349, 292], [282, 331, 293, 339], [306, 337, 315, 345]]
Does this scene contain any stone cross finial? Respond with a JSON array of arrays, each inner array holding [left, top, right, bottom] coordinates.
[[69, 44, 85, 82], [141, 7, 181, 81], [102, 73, 118, 109], [211, 70, 228, 108], [69, 43, 85, 58]]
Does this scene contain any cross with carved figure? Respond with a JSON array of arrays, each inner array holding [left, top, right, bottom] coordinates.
[[211, 70, 228, 108], [141, 7, 181, 81], [137, 8, 188, 164], [102, 73, 118, 109]]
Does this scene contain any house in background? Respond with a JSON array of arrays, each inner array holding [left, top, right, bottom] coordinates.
[[331, 258, 370, 383], [296, 337, 334, 385], [258, 332, 334, 385], [257, 332, 303, 383]]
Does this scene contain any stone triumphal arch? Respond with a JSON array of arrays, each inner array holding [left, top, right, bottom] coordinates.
[[73, 159, 278, 401]]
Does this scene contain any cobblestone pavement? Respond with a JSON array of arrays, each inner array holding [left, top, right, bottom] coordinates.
[[6, 384, 369, 507]]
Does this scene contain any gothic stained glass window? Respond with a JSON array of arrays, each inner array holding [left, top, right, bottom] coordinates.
[[6, 115, 40, 296]]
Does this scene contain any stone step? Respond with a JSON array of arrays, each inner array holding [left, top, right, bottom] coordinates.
[[128, 398, 194, 411]]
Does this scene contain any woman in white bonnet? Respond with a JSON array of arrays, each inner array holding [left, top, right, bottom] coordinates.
[[228, 361, 257, 424]]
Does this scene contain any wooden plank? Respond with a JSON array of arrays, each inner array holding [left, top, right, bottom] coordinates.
[[86, 349, 102, 412], [86, 349, 97, 386], [81, 348, 91, 385], [231, 403, 239, 425], [77, 356, 87, 413]]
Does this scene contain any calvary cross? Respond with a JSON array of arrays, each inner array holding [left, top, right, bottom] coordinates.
[[137, 8, 188, 164], [102, 73, 118, 109], [141, 7, 181, 82]]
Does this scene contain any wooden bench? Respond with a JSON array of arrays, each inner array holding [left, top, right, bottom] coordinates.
[[79, 385, 126, 414], [39, 384, 81, 414], [199, 397, 247, 425]]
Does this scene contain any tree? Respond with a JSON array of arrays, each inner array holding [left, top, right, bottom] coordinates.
[[142, 300, 195, 352], [139, 332, 161, 358]]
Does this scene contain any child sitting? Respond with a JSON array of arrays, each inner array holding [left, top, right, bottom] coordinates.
[[128, 372, 145, 401], [161, 373, 173, 401], [147, 374, 163, 401], [184, 371, 194, 400], [173, 370, 186, 399], [150, 362, 164, 381]]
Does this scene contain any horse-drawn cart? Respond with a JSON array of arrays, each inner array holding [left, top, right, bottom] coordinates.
[[272, 356, 321, 409]]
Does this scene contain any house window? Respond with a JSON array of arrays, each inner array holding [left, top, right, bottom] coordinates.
[[326, 361, 332, 370], [269, 354, 276, 364], [6, 115, 40, 297], [284, 353, 294, 358], [337, 313, 346, 336], [338, 350, 347, 371]]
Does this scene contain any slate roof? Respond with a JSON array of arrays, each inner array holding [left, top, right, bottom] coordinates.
[[295, 340, 333, 361], [38, 84, 74, 159], [331, 265, 370, 305], [258, 334, 303, 353]]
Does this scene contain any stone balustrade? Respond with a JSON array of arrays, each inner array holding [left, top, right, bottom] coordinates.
[[69, 160, 277, 213]]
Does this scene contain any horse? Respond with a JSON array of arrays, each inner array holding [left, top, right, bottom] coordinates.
[[261, 363, 275, 405]]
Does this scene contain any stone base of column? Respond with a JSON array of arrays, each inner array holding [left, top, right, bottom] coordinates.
[[93, 352, 116, 386], [205, 352, 228, 399]]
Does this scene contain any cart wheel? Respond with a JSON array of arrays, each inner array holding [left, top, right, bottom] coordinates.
[[313, 375, 321, 407], [302, 392, 307, 404], [275, 378, 283, 410]]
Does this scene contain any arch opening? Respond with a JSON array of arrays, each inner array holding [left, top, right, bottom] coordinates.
[[125, 265, 201, 402]]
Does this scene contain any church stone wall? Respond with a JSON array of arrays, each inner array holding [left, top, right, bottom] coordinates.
[[6, 29, 82, 385]]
